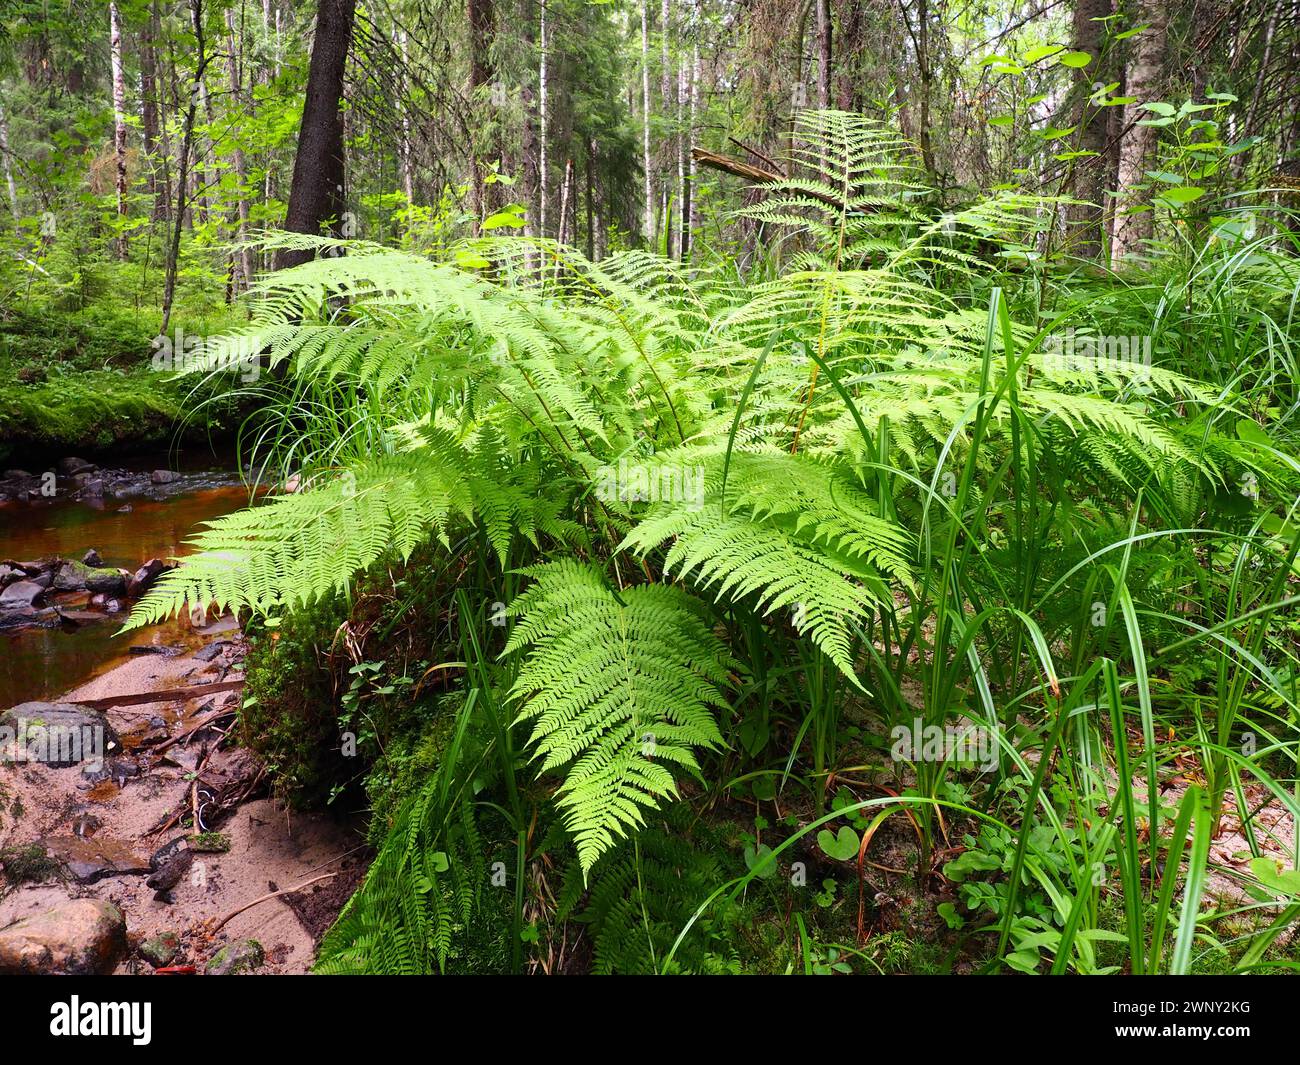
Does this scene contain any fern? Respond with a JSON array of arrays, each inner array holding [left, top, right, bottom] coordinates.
[[505, 561, 732, 873], [555, 824, 739, 974], [316, 786, 489, 975], [621, 449, 911, 676]]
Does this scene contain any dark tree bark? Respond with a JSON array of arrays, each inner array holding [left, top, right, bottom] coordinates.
[[467, 0, 497, 229], [109, 2, 129, 260], [815, 0, 832, 109], [834, 0, 864, 112], [1065, 0, 1113, 260], [161, 0, 213, 332], [1112, 0, 1166, 261], [140, 8, 163, 218], [276, 0, 356, 269]]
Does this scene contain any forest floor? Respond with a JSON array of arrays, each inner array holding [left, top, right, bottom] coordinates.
[[0, 613, 368, 974]]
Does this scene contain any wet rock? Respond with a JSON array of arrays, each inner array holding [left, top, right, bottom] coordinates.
[[3, 469, 33, 479], [69, 812, 104, 838], [72, 473, 104, 497], [82, 549, 103, 568], [0, 702, 120, 769], [116, 504, 132, 513], [41, 836, 151, 884], [104, 599, 123, 614], [147, 848, 193, 899], [149, 836, 189, 873], [55, 608, 106, 627], [52, 563, 87, 592], [88, 570, 127, 596], [127, 558, 168, 598], [57, 457, 95, 476], [139, 931, 182, 968], [128, 644, 181, 656], [0, 605, 58, 631], [0, 565, 17, 587], [0, 898, 127, 975], [205, 939, 264, 976], [0, 579, 46, 606], [193, 640, 231, 663], [150, 469, 179, 485], [79, 758, 138, 790]]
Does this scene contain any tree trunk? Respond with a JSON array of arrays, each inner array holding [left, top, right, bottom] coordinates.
[[226, 8, 256, 291], [640, 0, 654, 244], [161, 0, 211, 332], [467, 0, 496, 230], [109, 2, 129, 260], [1112, 1, 1166, 262], [815, 0, 832, 109], [677, 49, 688, 259], [539, 0, 550, 237], [0, 103, 18, 218], [1065, 0, 1112, 261], [835, 0, 863, 111], [660, 0, 673, 257], [140, 9, 162, 217], [557, 156, 574, 245], [277, 0, 356, 269], [585, 140, 595, 260], [688, 0, 701, 246], [151, 3, 174, 222]]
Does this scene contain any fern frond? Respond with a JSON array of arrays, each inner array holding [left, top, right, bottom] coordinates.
[[505, 561, 732, 873]]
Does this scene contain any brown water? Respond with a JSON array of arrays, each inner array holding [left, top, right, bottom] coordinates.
[[0, 481, 251, 707]]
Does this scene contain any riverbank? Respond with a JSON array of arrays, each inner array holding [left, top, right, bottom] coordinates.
[[0, 303, 252, 466], [0, 615, 367, 974]]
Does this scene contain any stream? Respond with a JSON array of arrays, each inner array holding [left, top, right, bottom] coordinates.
[[0, 450, 251, 706]]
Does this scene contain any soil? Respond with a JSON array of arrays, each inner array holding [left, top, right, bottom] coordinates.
[[0, 616, 368, 974]]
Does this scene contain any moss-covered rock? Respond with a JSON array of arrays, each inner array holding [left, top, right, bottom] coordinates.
[[205, 939, 263, 975]]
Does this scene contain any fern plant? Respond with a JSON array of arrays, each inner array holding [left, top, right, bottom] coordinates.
[[505, 561, 732, 873], [130, 111, 1262, 900]]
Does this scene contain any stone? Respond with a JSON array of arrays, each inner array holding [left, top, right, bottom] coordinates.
[[0, 898, 127, 975], [139, 931, 182, 968], [3, 469, 32, 479], [146, 848, 193, 897], [150, 469, 179, 485], [205, 939, 264, 975], [69, 812, 103, 838], [40, 836, 151, 884], [149, 836, 189, 873], [0, 580, 45, 606], [57, 457, 95, 476], [127, 558, 168, 598], [0, 702, 121, 769], [82, 549, 103, 568], [193, 640, 231, 663], [87, 570, 127, 596], [0, 565, 16, 586]]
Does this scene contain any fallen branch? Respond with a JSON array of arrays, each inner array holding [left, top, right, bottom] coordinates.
[[207, 872, 339, 934], [691, 147, 847, 209], [77, 680, 244, 711]]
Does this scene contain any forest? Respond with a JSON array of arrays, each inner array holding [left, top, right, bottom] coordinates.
[[0, 0, 1298, 985]]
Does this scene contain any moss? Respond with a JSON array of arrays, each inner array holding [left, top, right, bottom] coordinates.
[[0, 303, 248, 463], [189, 832, 231, 853], [0, 843, 62, 885], [240, 594, 354, 809]]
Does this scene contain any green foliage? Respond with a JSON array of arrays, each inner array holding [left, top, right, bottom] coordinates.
[[555, 827, 740, 975], [506, 561, 732, 873]]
